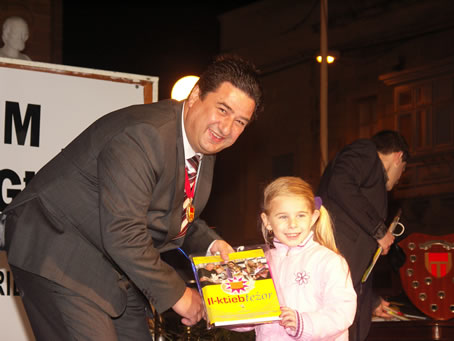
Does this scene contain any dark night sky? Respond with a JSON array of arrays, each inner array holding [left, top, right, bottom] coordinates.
[[62, 2, 258, 100]]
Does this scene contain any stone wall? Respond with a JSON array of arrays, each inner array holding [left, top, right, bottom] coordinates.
[[203, 0, 454, 249]]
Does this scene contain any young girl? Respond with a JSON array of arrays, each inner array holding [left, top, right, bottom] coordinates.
[[231, 176, 356, 340]]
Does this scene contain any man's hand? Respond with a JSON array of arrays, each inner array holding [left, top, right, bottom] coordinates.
[[209, 240, 234, 261], [172, 287, 205, 326], [377, 230, 395, 255], [373, 297, 393, 319]]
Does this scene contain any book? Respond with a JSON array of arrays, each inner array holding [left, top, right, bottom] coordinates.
[[190, 246, 281, 327]]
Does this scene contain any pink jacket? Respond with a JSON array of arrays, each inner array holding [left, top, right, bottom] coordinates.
[[230, 232, 356, 340]]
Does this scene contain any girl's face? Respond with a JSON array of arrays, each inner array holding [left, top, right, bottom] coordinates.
[[261, 195, 320, 247]]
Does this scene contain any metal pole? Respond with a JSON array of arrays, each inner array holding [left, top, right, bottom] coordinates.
[[320, 0, 328, 174]]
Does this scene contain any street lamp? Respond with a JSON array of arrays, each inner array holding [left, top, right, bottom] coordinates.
[[316, 50, 339, 64], [171, 75, 199, 101]]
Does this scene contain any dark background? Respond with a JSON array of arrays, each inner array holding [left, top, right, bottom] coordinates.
[[62, 2, 258, 100]]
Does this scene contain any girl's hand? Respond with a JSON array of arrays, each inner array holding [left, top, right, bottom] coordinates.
[[279, 306, 297, 330]]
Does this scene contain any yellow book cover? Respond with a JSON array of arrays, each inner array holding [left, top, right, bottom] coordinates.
[[191, 247, 281, 327]]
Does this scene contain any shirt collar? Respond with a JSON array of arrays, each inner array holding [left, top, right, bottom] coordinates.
[[181, 102, 202, 161]]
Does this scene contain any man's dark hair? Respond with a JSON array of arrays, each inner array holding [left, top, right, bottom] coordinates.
[[197, 54, 263, 120], [371, 130, 410, 162]]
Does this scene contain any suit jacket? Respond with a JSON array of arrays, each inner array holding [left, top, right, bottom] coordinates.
[[4, 99, 221, 316], [317, 139, 388, 286]]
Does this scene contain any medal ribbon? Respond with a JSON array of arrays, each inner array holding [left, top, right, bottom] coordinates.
[[173, 156, 199, 240], [184, 166, 196, 200]]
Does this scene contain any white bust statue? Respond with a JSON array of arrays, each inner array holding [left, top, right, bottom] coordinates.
[[0, 16, 31, 60]]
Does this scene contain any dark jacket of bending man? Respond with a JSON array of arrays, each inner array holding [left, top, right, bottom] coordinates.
[[317, 130, 409, 341]]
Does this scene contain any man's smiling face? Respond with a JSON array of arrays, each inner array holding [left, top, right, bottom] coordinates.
[[184, 82, 255, 155]]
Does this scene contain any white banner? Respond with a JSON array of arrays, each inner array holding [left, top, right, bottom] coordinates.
[[0, 58, 158, 340]]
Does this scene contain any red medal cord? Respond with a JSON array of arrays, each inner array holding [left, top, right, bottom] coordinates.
[[184, 167, 196, 200]]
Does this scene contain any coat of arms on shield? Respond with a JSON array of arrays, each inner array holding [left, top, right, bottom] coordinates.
[[398, 233, 454, 320]]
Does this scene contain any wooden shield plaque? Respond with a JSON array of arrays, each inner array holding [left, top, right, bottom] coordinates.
[[398, 233, 454, 320]]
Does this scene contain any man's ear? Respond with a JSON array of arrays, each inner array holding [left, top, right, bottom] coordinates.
[[394, 151, 403, 165], [186, 84, 200, 108]]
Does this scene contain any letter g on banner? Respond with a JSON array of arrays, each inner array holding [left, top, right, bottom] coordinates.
[[0, 169, 22, 211]]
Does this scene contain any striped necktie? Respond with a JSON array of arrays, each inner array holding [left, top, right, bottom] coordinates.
[[173, 155, 200, 240]]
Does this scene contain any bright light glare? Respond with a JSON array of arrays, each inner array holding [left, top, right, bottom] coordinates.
[[316, 55, 336, 64], [171, 76, 200, 101]]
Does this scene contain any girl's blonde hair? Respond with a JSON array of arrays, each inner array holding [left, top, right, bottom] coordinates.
[[261, 176, 339, 254]]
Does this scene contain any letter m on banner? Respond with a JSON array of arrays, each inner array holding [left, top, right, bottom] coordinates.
[[4, 101, 41, 147]]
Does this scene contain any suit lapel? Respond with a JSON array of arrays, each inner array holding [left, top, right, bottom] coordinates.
[[193, 155, 214, 213], [163, 102, 186, 245]]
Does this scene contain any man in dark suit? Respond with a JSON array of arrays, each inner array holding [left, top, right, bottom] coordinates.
[[2, 55, 262, 340], [317, 130, 409, 341]]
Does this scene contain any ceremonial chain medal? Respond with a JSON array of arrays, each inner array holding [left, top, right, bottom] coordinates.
[[184, 167, 196, 223]]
